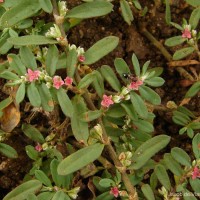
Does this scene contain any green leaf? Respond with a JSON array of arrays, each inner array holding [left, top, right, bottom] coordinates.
[[77, 73, 95, 89], [3, 180, 42, 200], [50, 159, 72, 188], [92, 71, 104, 97], [190, 178, 200, 193], [173, 47, 195, 60], [96, 191, 114, 200], [165, 0, 171, 25], [145, 77, 165, 87], [189, 7, 200, 29], [37, 192, 55, 200], [100, 65, 121, 92], [83, 36, 119, 65], [99, 178, 115, 188], [188, 122, 200, 130], [133, 119, 154, 133], [0, 0, 41, 29], [171, 147, 191, 167], [16, 83, 26, 104], [27, 83, 41, 107], [45, 45, 59, 76], [52, 191, 70, 200], [170, 22, 183, 30], [141, 60, 150, 76], [16, 19, 33, 29], [39, 0, 53, 13], [26, 194, 37, 200], [22, 124, 45, 143], [106, 104, 126, 118], [155, 164, 171, 191], [80, 110, 102, 122], [192, 133, 200, 159], [8, 36, 58, 46], [35, 170, 52, 187], [121, 102, 138, 121], [37, 83, 54, 112], [172, 110, 191, 126], [131, 135, 171, 170], [141, 184, 155, 200], [25, 145, 39, 161], [57, 143, 104, 175], [20, 46, 37, 70], [0, 31, 13, 54], [132, 53, 140, 76], [66, 49, 77, 78], [8, 54, 26, 76], [185, 0, 200, 7], [56, 88, 73, 117], [71, 96, 89, 143], [0, 143, 18, 158], [66, 2, 113, 19], [120, 0, 134, 25], [165, 36, 186, 47], [0, 97, 13, 110], [0, 71, 20, 80], [130, 91, 148, 119], [185, 81, 200, 98], [164, 153, 183, 176], [187, 127, 194, 138], [139, 85, 161, 105], [114, 58, 130, 82]]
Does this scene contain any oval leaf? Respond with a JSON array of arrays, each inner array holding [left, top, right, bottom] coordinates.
[[120, 0, 134, 25], [8, 36, 58, 46], [35, 170, 52, 187], [141, 184, 155, 200], [66, 2, 113, 19], [16, 83, 26, 104], [173, 47, 195, 60], [165, 36, 186, 47], [0, 143, 18, 158], [3, 180, 42, 200], [57, 143, 104, 175], [83, 36, 119, 65], [171, 147, 191, 167], [39, 0, 53, 13], [185, 81, 200, 98], [132, 135, 171, 170], [27, 83, 41, 107], [100, 65, 121, 92], [155, 164, 171, 191], [56, 88, 73, 118], [192, 133, 200, 159]]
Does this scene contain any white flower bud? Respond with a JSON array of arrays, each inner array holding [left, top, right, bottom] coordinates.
[[58, 1, 68, 17], [45, 24, 62, 39], [113, 95, 122, 103], [121, 87, 130, 96]]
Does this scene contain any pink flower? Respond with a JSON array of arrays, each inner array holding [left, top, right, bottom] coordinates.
[[192, 166, 200, 180], [27, 69, 40, 82], [0, 0, 4, 3], [53, 76, 64, 89], [35, 143, 43, 152], [78, 55, 85, 62], [182, 28, 191, 39], [129, 81, 139, 90], [64, 76, 73, 86], [101, 95, 114, 108], [110, 187, 119, 198], [136, 79, 143, 86]]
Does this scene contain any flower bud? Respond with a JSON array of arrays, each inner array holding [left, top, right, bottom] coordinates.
[[113, 95, 122, 103], [58, 1, 68, 17], [68, 187, 80, 199], [121, 87, 130, 96], [94, 124, 103, 137], [124, 94, 130, 100], [45, 24, 62, 39]]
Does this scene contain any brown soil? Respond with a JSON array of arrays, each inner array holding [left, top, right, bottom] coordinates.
[[1, 0, 200, 199]]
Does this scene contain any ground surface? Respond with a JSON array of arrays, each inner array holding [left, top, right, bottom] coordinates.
[[0, 0, 200, 199]]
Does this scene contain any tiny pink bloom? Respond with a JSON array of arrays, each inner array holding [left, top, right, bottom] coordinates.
[[78, 55, 85, 62], [35, 143, 43, 152], [182, 28, 191, 39], [64, 76, 73, 86], [110, 187, 119, 198], [27, 69, 40, 82], [129, 81, 139, 90], [192, 166, 200, 180], [0, 0, 4, 3], [53, 76, 64, 89], [101, 95, 114, 108], [136, 79, 143, 86]]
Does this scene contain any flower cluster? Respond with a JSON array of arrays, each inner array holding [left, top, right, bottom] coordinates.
[[101, 78, 144, 108], [118, 151, 132, 167], [191, 166, 200, 180], [68, 44, 85, 63], [45, 24, 62, 40], [23, 68, 73, 90], [181, 24, 197, 45]]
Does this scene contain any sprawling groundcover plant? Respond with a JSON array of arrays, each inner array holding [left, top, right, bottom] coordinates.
[[0, 0, 200, 200]]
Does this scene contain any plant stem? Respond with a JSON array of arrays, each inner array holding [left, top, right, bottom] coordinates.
[[51, 1, 138, 199]]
